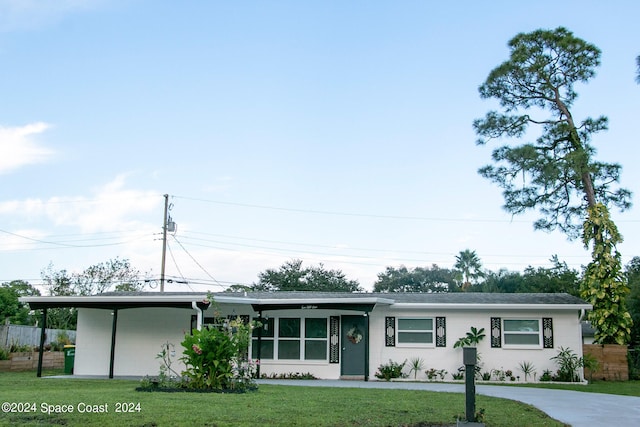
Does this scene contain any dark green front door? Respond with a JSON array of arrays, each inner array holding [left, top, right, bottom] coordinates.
[[341, 315, 366, 377]]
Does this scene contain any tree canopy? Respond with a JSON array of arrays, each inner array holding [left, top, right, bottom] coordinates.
[[454, 249, 483, 290], [253, 259, 362, 292], [0, 280, 41, 325], [474, 26, 631, 239], [625, 257, 640, 347], [373, 264, 456, 293], [475, 26, 633, 345], [39, 258, 148, 329]]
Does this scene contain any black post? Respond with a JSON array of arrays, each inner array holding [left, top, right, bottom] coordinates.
[[109, 309, 118, 379], [364, 312, 370, 381], [256, 310, 262, 378], [463, 347, 477, 423], [37, 308, 47, 377]]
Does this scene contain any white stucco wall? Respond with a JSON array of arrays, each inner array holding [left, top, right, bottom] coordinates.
[[368, 306, 585, 382], [73, 303, 586, 381], [75, 307, 192, 376]]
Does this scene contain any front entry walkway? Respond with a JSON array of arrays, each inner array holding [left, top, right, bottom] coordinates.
[[256, 379, 640, 427]]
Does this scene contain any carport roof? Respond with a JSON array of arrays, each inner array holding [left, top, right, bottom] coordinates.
[[20, 291, 591, 311]]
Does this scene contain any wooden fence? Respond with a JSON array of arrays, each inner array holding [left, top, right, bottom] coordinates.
[[0, 324, 76, 349], [583, 344, 629, 381]]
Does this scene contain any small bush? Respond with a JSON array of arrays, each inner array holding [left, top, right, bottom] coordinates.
[[0, 347, 9, 360], [374, 359, 407, 381], [260, 372, 318, 380], [452, 366, 465, 380], [425, 368, 447, 381]]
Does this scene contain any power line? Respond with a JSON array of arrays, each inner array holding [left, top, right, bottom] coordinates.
[[171, 235, 225, 288], [166, 240, 195, 291], [172, 195, 640, 223]]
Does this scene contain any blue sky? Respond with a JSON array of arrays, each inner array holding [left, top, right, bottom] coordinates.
[[1, 0, 639, 292]]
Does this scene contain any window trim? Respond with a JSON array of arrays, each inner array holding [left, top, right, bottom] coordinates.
[[501, 318, 543, 349], [396, 317, 435, 347]]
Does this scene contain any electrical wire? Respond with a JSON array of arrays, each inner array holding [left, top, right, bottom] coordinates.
[[166, 240, 195, 291], [171, 235, 225, 288]]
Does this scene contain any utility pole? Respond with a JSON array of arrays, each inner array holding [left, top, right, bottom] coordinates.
[[160, 194, 169, 292]]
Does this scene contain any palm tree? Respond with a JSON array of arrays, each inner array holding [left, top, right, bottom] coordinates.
[[455, 249, 483, 291]]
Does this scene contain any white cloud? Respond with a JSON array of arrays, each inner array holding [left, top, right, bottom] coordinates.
[[43, 174, 161, 233], [0, 0, 103, 32], [0, 122, 54, 174]]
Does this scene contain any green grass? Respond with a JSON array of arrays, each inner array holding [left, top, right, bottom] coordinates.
[[0, 371, 569, 427]]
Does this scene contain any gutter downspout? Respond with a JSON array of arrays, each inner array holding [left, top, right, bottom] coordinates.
[[192, 301, 203, 331], [579, 309, 587, 321]]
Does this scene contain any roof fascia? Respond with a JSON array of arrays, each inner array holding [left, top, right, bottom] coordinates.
[[391, 303, 592, 310]]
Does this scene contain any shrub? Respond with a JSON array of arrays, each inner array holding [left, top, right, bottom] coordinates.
[[374, 359, 407, 381], [452, 366, 465, 380], [425, 368, 447, 381], [260, 372, 318, 380], [550, 347, 583, 382], [518, 361, 536, 382], [408, 357, 425, 379]]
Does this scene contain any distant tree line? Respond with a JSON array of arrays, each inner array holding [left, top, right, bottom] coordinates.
[[3, 251, 640, 347]]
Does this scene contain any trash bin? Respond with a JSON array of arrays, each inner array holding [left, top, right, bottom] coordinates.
[[63, 345, 75, 374]]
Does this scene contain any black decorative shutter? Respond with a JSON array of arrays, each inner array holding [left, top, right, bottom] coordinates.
[[490, 317, 502, 348], [542, 318, 553, 348], [329, 316, 340, 363], [385, 317, 395, 347], [435, 317, 446, 347]]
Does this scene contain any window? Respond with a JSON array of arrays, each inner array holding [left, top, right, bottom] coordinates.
[[278, 318, 301, 359], [503, 319, 541, 347], [251, 317, 328, 361], [305, 318, 328, 360], [251, 318, 274, 359], [397, 318, 434, 345]]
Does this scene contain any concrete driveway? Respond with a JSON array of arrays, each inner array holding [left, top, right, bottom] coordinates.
[[256, 379, 640, 426]]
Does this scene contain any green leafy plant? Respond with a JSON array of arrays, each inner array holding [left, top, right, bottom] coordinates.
[[453, 326, 486, 348], [374, 359, 407, 381], [581, 204, 633, 345], [550, 347, 583, 382], [425, 368, 447, 381], [180, 326, 236, 389], [408, 357, 425, 379], [582, 353, 600, 382], [539, 369, 553, 382], [452, 366, 465, 380], [179, 314, 259, 392], [518, 361, 536, 382], [454, 407, 485, 423], [491, 368, 506, 381], [0, 347, 9, 361], [260, 372, 318, 380]]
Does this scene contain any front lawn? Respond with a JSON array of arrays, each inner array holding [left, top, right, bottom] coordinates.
[[0, 371, 565, 426]]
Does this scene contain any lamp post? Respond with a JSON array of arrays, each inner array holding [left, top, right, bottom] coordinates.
[[463, 346, 478, 423]]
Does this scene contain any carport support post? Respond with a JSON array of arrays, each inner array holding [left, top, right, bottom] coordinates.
[[109, 309, 118, 379], [37, 308, 47, 377], [463, 347, 477, 423], [364, 312, 370, 381], [256, 310, 263, 378]]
